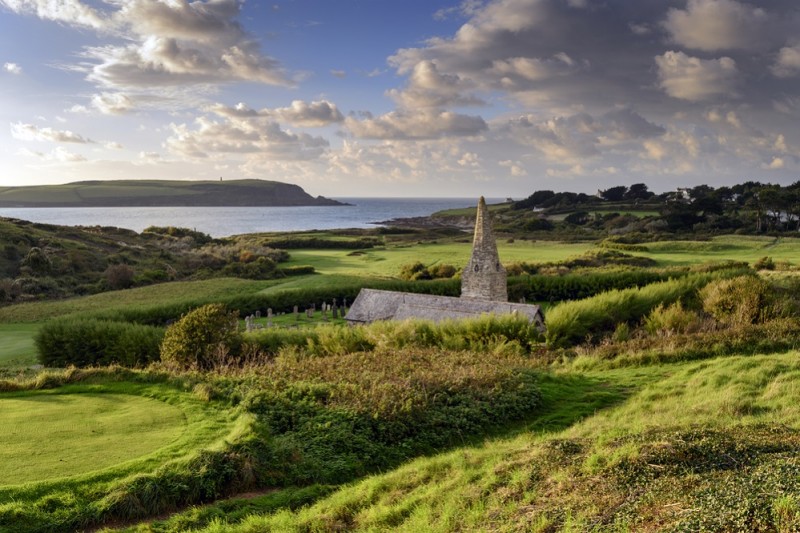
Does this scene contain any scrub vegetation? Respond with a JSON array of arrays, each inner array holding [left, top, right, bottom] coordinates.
[[3, 199, 800, 531]]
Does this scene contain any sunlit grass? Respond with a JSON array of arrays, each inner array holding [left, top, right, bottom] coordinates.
[[0, 391, 185, 485], [129, 353, 800, 532]]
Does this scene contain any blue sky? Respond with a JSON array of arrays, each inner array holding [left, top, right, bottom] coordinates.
[[1, 0, 799, 197]]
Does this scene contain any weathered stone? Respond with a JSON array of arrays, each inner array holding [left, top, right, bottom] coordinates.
[[460, 196, 507, 301]]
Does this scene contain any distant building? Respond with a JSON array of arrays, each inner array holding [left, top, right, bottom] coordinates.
[[345, 197, 545, 329]]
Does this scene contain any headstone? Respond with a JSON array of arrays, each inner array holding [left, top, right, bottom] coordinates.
[[267, 308, 273, 318], [267, 317, 273, 328], [332, 305, 339, 319], [307, 308, 313, 318], [255, 310, 261, 319], [294, 305, 299, 321]]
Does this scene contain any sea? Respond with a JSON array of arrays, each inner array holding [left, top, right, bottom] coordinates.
[[0, 198, 504, 238]]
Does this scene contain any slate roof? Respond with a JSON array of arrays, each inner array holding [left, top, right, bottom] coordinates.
[[344, 289, 545, 329]]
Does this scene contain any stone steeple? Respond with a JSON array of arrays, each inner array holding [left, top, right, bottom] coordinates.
[[460, 196, 508, 301]]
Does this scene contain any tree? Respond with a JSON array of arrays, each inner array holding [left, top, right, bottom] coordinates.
[[600, 186, 627, 202], [512, 190, 555, 210], [624, 183, 653, 200], [160, 303, 242, 370]]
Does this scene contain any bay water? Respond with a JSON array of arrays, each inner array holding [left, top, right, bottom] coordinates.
[[0, 198, 503, 238]]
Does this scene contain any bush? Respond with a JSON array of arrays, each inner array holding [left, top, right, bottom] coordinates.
[[105, 264, 135, 289], [754, 256, 775, 270], [36, 319, 164, 367], [700, 275, 775, 327], [399, 262, 457, 281], [644, 301, 701, 336], [160, 304, 242, 370]]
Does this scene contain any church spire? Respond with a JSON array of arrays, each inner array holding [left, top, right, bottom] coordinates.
[[460, 196, 508, 301]]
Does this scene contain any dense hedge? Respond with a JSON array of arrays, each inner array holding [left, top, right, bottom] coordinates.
[[263, 237, 381, 250], [508, 270, 677, 303], [35, 318, 164, 367]]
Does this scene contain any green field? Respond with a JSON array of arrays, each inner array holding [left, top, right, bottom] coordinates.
[[2, 233, 800, 531], [127, 352, 800, 532], [0, 391, 185, 485], [0, 324, 38, 367]]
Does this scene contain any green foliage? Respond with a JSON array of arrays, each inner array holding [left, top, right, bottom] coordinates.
[[754, 255, 776, 270], [239, 348, 542, 486], [160, 304, 241, 370], [35, 318, 163, 367], [278, 265, 315, 276], [143, 225, 213, 244], [246, 314, 542, 359], [643, 301, 701, 336], [700, 275, 775, 327], [545, 272, 738, 347], [398, 261, 457, 281], [263, 236, 380, 249]]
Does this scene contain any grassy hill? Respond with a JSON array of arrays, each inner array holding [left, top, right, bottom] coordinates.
[[0, 179, 343, 207]]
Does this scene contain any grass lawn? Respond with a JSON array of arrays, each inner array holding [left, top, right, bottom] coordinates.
[[0, 278, 285, 324], [0, 323, 39, 367], [142, 352, 800, 532], [284, 241, 595, 277], [0, 391, 185, 485], [642, 235, 800, 266]]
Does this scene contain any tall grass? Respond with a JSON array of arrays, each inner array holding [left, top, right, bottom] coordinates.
[[245, 313, 543, 359], [544, 270, 748, 347]]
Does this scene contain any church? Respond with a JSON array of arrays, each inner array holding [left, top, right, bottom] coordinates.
[[344, 197, 545, 329]]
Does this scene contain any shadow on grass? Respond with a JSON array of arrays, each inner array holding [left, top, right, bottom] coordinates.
[[120, 371, 637, 533]]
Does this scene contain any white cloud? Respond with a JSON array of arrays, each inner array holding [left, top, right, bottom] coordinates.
[[387, 60, 483, 109], [272, 100, 344, 127], [663, 0, 769, 51], [166, 116, 329, 161], [655, 51, 739, 101], [104, 141, 123, 150], [10, 122, 93, 143], [766, 157, 785, 169], [345, 110, 487, 140], [209, 100, 344, 127], [3, 62, 21, 74], [91, 92, 133, 115], [18, 146, 87, 162], [499, 159, 527, 176], [0, 0, 104, 29], [5, 0, 290, 92], [771, 44, 800, 78]]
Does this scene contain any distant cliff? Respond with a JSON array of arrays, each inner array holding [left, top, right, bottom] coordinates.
[[0, 179, 346, 207]]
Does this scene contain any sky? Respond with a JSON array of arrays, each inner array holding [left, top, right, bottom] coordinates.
[[0, 0, 799, 198]]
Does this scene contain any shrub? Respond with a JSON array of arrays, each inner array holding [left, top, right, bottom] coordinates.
[[399, 261, 430, 281], [105, 263, 135, 290], [643, 301, 701, 336], [160, 304, 242, 370], [700, 275, 774, 327], [754, 256, 775, 271], [36, 318, 163, 367]]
